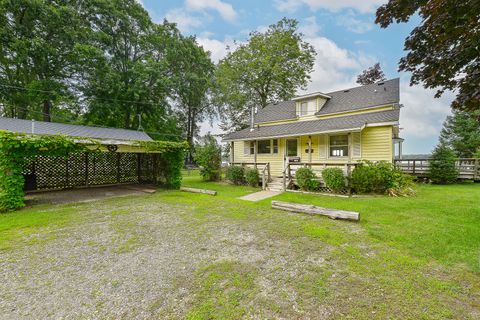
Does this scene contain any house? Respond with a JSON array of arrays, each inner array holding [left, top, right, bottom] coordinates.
[[0, 117, 164, 191], [222, 78, 403, 178]]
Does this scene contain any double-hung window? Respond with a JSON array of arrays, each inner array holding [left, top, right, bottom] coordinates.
[[245, 139, 279, 155], [298, 100, 316, 116], [329, 135, 349, 157]]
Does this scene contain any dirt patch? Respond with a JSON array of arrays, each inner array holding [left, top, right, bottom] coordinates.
[[24, 184, 155, 205]]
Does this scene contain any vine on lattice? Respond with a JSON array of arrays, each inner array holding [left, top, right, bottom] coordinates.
[[0, 131, 187, 212]]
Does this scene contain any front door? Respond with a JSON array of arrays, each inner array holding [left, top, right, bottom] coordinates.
[[285, 139, 299, 164]]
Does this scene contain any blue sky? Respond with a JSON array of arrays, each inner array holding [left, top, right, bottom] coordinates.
[[139, 0, 454, 155]]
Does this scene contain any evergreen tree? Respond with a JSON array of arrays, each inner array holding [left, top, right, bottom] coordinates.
[[428, 144, 458, 184], [439, 110, 480, 157]]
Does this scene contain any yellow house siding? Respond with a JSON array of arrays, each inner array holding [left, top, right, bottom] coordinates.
[[257, 104, 394, 127], [232, 139, 285, 176], [361, 126, 393, 161]]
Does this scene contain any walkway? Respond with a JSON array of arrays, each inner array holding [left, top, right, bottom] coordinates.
[[238, 190, 281, 202]]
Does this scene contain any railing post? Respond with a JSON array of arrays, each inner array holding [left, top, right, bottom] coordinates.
[[474, 158, 479, 181], [412, 160, 416, 175], [268, 163, 271, 182]]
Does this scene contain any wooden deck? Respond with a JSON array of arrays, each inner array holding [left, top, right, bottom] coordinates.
[[394, 158, 480, 180]]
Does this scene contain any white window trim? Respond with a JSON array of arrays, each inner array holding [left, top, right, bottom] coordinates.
[[285, 137, 300, 158], [328, 133, 350, 159], [297, 99, 317, 117], [255, 139, 279, 155]]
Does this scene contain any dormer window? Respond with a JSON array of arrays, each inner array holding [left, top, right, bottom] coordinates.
[[298, 99, 316, 117]]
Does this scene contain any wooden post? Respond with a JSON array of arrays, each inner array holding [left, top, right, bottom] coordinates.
[[474, 158, 479, 181], [412, 160, 416, 174], [253, 140, 257, 169], [308, 135, 312, 164], [272, 201, 360, 221], [85, 152, 89, 186], [283, 165, 287, 191], [268, 163, 271, 182], [116, 153, 121, 183], [346, 164, 352, 195], [230, 141, 234, 164]]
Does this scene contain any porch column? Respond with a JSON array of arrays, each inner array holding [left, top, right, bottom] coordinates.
[[253, 140, 257, 169], [308, 135, 312, 163], [230, 141, 234, 164], [398, 140, 403, 160]]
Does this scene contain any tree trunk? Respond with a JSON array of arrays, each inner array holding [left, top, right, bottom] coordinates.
[[43, 100, 51, 122], [18, 104, 28, 119]]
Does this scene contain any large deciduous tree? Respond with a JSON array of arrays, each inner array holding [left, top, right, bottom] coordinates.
[[170, 36, 215, 162], [376, 0, 480, 114], [82, 0, 179, 136], [356, 63, 386, 85], [439, 110, 480, 157], [0, 0, 87, 121], [216, 18, 316, 131]]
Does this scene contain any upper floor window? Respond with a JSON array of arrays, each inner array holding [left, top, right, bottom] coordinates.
[[329, 135, 349, 157], [298, 99, 317, 116]]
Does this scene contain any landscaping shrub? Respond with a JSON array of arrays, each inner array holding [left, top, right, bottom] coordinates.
[[351, 161, 415, 196], [244, 168, 259, 187], [321, 168, 345, 193], [428, 144, 458, 184], [194, 135, 222, 181], [295, 167, 319, 191], [225, 166, 245, 185]]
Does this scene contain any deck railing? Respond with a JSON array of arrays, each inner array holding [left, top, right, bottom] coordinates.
[[394, 158, 479, 180]]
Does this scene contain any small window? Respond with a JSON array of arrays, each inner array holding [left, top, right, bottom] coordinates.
[[257, 140, 271, 154], [298, 100, 316, 116], [329, 135, 349, 157], [272, 139, 278, 154]]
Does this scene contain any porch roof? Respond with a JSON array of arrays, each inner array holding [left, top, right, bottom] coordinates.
[[223, 109, 399, 141]]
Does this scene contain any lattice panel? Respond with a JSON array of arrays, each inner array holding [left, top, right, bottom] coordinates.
[[35, 155, 67, 189], [119, 153, 138, 183], [21, 152, 158, 191], [87, 152, 118, 186]]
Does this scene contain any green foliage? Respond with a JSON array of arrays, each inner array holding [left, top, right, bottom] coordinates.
[[0, 131, 83, 211], [439, 110, 480, 157], [351, 161, 415, 196], [194, 135, 222, 181], [244, 168, 259, 187], [225, 166, 245, 185], [428, 144, 459, 184], [321, 168, 345, 193], [295, 167, 319, 191], [376, 0, 479, 112], [0, 131, 186, 211], [215, 18, 316, 131]]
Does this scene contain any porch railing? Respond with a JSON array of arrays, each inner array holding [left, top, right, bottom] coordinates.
[[230, 162, 270, 189], [394, 158, 480, 180]]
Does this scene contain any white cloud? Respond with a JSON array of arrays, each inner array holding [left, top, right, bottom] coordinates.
[[274, 0, 385, 13], [399, 79, 453, 139], [186, 0, 237, 22], [336, 10, 373, 33], [165, 8, 205, 32], [299, 16, 322, 38], [196, 37, 239, 62]]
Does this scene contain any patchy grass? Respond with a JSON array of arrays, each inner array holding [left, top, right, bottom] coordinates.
[[1, 175, 479, 319]]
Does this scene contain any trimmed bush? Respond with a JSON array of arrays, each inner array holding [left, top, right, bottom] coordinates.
[[225, 166, 245, 185], [194, 135, 222, 181], [245, 168, 259, 187], [321, 168, 345, 193], [428, 144, 458, 184], [295, 167, 319, 191], [351, 161, 415, 196]]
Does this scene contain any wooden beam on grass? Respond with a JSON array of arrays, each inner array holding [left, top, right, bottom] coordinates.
[[271, 200, 359, 221], [180, 187, 217, 196]]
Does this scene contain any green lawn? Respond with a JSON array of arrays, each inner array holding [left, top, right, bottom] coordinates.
[[1, 174, 479, 319]]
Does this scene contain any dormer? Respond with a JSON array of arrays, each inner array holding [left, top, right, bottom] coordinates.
[[292, 92, 331, 118]]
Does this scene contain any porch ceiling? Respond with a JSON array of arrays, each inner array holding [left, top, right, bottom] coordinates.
[[223, 109, 399, 141]]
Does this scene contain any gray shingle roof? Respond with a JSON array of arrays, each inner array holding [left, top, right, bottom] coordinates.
[[253, 78, 400, 123], [223, 109, 400, 141], [0, 117, 152, 141]]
